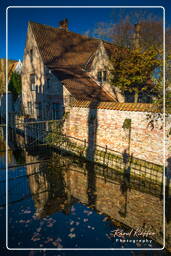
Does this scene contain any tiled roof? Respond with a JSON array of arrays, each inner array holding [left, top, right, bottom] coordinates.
[[70, 99, 161, 113], [30, 21, 99, 67], [52, 67, 114, 101], [29, 21, 118, 101], [103, 42, 127, 58]]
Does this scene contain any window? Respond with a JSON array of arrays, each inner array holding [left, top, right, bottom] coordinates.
[[97, 71, 102, 82], [30, 49, 33, 62], [103, 71, 107, 82], [30, 74, 36, 91], [97, 70, 107, 83], [35, 102, 42, 119], [27, 101, 33, 114], [52, 103, 60, 120]]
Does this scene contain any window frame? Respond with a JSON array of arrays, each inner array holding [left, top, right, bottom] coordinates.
[[97, 71, 102, 82], [97, 70, 107, 83], [30, 74, 36, 91], [27, 101, 33, 114]]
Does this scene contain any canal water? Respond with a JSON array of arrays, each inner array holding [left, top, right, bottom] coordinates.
[[0, 138, 168, 255]]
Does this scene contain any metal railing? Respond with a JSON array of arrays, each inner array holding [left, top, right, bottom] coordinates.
[[6, 119, 164, 186]]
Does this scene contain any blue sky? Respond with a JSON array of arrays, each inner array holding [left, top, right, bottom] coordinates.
[[0, 0, 170, 61]]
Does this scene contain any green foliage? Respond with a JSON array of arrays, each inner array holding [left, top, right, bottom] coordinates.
[[46, 112, 70, 145], [110, 47, 161, 102], [152, 54, 171, 114], [122, 119, 131, 129], [0, 76, 5, 94], [8, 72, 22, 100]]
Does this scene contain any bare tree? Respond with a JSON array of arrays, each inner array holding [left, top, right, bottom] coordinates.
[[93, 9, 167, 51]]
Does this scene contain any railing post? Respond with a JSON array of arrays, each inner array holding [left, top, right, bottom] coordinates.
[[103, 145, 107, 163], [102, 145, 108, 177], [24, 124, 27, 145]]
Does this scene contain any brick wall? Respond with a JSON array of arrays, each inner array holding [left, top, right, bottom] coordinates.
[[64, 106, 167, 166]]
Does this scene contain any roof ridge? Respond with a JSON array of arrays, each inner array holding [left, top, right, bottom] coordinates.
[[29, 21, 128, 53]]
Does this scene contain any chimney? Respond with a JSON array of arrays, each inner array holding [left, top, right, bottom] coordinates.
[[133, 23, 141, 49], [59, 18, 68, 31]]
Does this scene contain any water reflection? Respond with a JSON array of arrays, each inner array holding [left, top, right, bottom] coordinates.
[[15, 150, 163, 249], [27, 153, 75, 218]]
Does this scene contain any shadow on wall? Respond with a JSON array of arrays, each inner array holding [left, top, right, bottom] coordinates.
[[118, 118, 132, 217], [86, 100, 100, 209]]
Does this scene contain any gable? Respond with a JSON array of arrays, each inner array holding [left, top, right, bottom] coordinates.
[[28, 21, 124, 102]]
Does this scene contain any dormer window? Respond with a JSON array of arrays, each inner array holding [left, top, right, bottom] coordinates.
[[97, 70, 107, 83], [97, 71, 102, 82], [30, 74, 36, 91]]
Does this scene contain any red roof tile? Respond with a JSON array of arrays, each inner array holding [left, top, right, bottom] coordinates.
[[70, 99, 161, 113], [52, 67, 114, 101], [29, 21, 118, 101], [30, 21, 99, 67]]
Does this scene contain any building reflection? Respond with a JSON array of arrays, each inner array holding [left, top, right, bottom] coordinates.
[[25, 151, 166, 246], [25, 152, 76, 218]]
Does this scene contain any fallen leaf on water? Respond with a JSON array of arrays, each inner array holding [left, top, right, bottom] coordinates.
[[68, 233, 76, 238], [52, 241, 59, 247], [47, 237, 53, 242], [19, 220, 25, 223], [70, 228, 75, 232], [31, 237, 40, 242], [87, 211, 93, 216], [36, 227, 41, 232]]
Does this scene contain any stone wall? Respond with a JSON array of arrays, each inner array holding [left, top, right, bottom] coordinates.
[[64, 106, 166, 166], [22, 22, 68, 120], [22, 23, 45, 116]]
